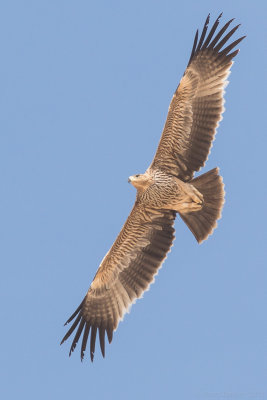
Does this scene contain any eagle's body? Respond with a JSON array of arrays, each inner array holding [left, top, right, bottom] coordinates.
[[61, 14, 244, 361], [130, 170, 203, 212]]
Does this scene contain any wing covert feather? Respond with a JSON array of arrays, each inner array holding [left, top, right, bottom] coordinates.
[[150, 14, 245, 181], [61, 203, 176, 361]]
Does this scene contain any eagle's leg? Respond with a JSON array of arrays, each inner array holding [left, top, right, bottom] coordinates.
[[171, 181, 203, 213]]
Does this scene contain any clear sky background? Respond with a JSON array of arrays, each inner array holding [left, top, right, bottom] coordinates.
[[1, 1, 266, 399]]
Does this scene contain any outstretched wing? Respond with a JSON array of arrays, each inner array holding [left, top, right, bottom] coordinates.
[[61, 203, 176, 361], [150, 14, 245, 181]]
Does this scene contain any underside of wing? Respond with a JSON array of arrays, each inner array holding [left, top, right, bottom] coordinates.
[[61, 204, 176, 361], [150, 14, 245, 181]]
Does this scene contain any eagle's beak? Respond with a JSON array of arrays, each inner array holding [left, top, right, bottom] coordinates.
[[128, 177, 131, 183]]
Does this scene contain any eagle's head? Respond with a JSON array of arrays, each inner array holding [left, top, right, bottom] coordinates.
[[128, 172, 151, 191]]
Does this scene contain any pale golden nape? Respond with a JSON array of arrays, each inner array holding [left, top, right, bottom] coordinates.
[[128, 172, 151, 191], [61, 14, 244, 362]]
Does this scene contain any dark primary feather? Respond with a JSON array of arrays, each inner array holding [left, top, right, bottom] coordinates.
[[195, 14, 210, 53], [202, 13, 222, 48]]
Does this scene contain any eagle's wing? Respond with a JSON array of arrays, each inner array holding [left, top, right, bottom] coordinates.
[[61, 203, 176, 361], [149, 14, 245, 181]]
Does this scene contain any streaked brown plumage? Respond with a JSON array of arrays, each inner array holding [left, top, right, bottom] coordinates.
[[61, 14, 245, 361]]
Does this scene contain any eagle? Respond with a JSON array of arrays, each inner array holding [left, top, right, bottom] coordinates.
[[61, 14, 244, 362]]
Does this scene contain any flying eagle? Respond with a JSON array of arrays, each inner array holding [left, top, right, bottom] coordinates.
[[61, 14, 244, 361]]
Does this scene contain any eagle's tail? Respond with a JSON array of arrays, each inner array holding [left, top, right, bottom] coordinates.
[[179, 167, 225, 243]]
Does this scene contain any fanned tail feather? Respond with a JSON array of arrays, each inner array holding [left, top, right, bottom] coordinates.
[[179, 168, 225, 243]]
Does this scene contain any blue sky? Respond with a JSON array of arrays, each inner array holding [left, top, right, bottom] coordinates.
[[1, 1, 266, 399]]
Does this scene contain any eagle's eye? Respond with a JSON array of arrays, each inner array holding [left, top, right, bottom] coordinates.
[[135, 174, 140, 178]]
